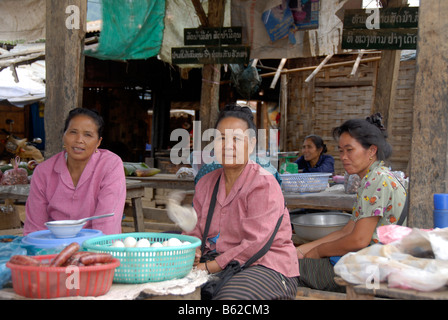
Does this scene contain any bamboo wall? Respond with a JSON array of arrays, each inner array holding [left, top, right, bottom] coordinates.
[[285, 54, 415, 175]]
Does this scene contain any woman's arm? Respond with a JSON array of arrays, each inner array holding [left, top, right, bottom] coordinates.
[[303, 216, 380, 259], [91, 154, 126, 234], [24, 166, 49, 235]]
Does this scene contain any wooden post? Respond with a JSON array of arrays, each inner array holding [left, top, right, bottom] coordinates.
[[192, 0, 225, 148], [45, 0, 87, 158], [408, 1, 448, 228], [371, 0, 407, 129]]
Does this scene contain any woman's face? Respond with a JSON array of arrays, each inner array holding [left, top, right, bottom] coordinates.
[[302, 138, 321, 164], [214, 117, 256, 169], [63, 114, 102, 164], [338, 132, 377, 178]]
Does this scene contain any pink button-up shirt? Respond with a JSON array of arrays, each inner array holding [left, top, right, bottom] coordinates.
[[24, 149, 126, 235], [185, 160, 299, 278]]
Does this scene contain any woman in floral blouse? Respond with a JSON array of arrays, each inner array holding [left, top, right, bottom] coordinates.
[[295, 113, 407, 292]]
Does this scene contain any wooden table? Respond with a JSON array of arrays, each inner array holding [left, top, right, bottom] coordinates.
[[283, 189, 356, 212], [0, 181, 148, 232], [334, 277, 448, 300], [126, 173, 195, 190]]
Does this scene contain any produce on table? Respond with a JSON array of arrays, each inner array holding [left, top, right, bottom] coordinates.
[[0, 157, 29, 185], [123, 162, 160, 177]]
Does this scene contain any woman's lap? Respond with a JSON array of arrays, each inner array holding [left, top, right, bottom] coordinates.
[[213, 265, 299, 300]]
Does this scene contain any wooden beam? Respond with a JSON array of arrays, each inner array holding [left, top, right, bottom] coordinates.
[[371, 0, 408, 129], [196, 0, 225, 148], [191, 0, 209, 27], [408, 0, 448, 228], [45, 0, 87, 158]]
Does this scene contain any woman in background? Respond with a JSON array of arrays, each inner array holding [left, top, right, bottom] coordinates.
[[295, 134, 334, 173]]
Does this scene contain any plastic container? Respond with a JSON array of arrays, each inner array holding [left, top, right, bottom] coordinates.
[[280, 173, 331, 193], [433, 194, 448, 228], [21, 229, 103, 251], [434, 193, 448, 210], [6, 254, 120, 299], [82, 232, 201, 284]]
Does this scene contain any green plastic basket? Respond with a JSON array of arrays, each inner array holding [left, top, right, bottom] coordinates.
[[82, 232, 201, 284]]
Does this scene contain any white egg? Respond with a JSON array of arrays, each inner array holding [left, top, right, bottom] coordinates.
[[167, 237, 183, 247], [111, 240, 125, 247], [151, 242, 163, 248], [162, 240, 169, 247], [136, 238, 151, 248], [123, 236, 137, 248], [182, 241, 191, 246]]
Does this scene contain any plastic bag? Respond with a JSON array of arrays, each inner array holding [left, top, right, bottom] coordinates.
[[175, 167, 194, 180], [1, 157, 28, 185], [334, 228, 448, 292], [0, 236, 27, 289], [344, 172, 360, 194]]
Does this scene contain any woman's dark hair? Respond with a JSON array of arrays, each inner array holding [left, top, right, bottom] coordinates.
[[215, 103, 257, 138], [63, 108, 104, 138], [305, 134, 327, 154], [332, 112, 392, 160]]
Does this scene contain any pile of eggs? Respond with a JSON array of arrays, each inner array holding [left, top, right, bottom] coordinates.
[[111, 236, 191, 248]]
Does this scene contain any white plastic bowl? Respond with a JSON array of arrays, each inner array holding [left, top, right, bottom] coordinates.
[[44, 221, 86, 238]]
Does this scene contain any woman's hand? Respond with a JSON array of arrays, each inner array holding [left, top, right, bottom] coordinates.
[[197, 260, 222, 274], [296, 245, 306, 259], [193, 248, 201, 267], [304, 246, 321, 259]]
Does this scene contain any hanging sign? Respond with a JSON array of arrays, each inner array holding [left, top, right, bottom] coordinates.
[[184, 27, 242, 45], [172, 26, 249, 65], [342, 7, 419, 50], [171, 45, 250, 65]]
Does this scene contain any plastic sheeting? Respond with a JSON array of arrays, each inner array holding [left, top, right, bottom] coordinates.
[[85, 0, 166, 60], [159, 0, 231, 68], [0, 0, 45, 42]]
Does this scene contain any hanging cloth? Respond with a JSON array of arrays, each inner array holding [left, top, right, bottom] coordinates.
[[85, 0, 166, 60]]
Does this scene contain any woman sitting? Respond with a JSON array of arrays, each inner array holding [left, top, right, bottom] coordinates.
[[296, 113, 407, 292], [294, 134, 334, 173], [24, 108, 126, 235], [184, 104, 299, 300]]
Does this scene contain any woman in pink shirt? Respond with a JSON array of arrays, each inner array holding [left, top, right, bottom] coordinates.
[[184, 104, 299, 300], [24, 108, 126, 235]]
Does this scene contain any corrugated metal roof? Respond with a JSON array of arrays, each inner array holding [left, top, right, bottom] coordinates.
[[87, 20, 102, 33]]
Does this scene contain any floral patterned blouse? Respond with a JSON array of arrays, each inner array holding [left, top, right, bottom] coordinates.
[[351, 161, 407, 244]]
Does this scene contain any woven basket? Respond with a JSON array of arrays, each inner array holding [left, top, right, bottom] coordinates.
[[82, 232, 201, 284]]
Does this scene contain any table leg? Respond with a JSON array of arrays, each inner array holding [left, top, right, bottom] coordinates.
[[131, 196, 145, 232]]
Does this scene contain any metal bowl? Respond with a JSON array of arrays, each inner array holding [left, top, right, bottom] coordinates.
[[44, 221, 86, 238], [291, 212, 351, 242]]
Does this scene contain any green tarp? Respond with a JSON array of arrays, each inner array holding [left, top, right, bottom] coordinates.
[[86, 0, 166, 60]]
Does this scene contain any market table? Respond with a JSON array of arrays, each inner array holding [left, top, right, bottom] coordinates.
[[0, 269, 208, 300], [126, 173, 195, 190], [283, 187, 357, 212], [334, 277, 448, 300]]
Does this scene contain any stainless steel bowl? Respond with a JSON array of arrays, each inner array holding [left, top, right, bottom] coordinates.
[[291, 212, 351, 242]]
